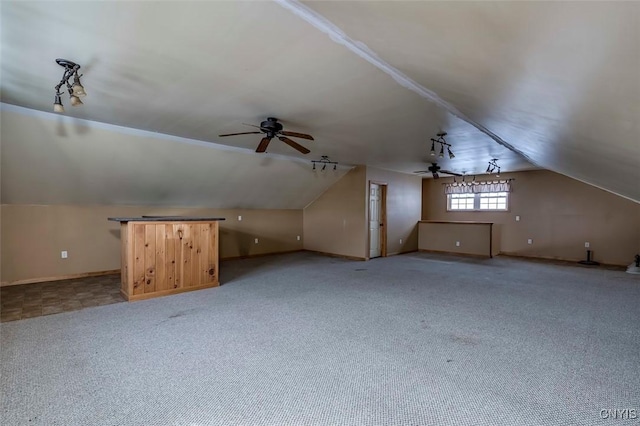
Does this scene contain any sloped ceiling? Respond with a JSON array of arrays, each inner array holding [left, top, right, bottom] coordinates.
[[1, 106, 349, 209], [1, 1, 638, 206]]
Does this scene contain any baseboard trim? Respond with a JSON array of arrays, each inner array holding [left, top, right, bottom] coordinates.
[[418, 249, 491, 259], [498, 252, 627, 269], [304, 250, 367, 261], [1, 269, 121, 287], [1, 249, 386, 286], [387, 249, 419, 257], [220, 249, 303, 261], [123, 282, 220, 302]]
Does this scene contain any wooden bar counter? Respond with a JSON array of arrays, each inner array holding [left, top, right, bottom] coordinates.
[[108, 217, 225, 301]]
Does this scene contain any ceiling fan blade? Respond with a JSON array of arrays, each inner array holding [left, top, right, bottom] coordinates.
[[413, 171, 430, 174], [440, 170, 463, 176], [278, 136, 310, 154], [242, 123, 262, 129], [256, 137, 272, 153], [218, 131, 262, 137], [280, 130, 314, 141]]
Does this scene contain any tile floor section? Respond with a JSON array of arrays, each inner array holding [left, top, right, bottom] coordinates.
[[0, 274, 124, 322]]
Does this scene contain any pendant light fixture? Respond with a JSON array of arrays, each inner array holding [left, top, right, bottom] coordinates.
[[53, 59, 86, 113], [486, 159, 501, 176]]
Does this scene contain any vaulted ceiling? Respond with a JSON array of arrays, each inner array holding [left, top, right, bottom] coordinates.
[[1, 1, 638, 206]]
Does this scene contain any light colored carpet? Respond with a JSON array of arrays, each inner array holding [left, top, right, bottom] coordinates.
[[1, 251, 639, 425]]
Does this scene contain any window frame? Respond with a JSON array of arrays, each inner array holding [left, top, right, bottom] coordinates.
[[446, 191, 509, 212]]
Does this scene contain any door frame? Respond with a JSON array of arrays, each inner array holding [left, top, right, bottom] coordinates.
[[367, 180, 387, 259]]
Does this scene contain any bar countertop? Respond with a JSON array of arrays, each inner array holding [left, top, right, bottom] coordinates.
[[108, 216, 226, 222]]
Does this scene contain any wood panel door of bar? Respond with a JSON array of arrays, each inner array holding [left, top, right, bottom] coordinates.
[[120, 221, 220, 301]]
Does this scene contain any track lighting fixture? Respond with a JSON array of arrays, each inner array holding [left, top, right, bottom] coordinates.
[[429, 132, 455, 160], [486, 159, 501, 176], [311, 155, 338, 171], [53, 59, 86, 113]]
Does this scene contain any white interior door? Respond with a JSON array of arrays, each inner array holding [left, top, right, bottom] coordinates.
[[369, 183, 381, 258]]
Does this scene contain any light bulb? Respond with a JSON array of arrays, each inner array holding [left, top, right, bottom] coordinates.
[[439, 145, 444, 158], [72, 84, 86, 97], [53, 93, 64, 113], [448, 147, 455, 159], [430, 141, 435, 156], [70, 95, 83, 106], [72, 75, 86, 97]]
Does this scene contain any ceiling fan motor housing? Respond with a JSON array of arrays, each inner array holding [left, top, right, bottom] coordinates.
[[260, 117, 283, 134]]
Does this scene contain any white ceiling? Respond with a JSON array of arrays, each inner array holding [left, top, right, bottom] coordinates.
[[1, 1, 638, 205], [1, 105, 351, 209]]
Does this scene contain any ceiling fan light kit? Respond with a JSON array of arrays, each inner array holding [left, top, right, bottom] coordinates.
[[53, 58, 86, 113], [219, 117, 314, 154]]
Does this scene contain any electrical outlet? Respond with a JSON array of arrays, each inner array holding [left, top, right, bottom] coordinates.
[[515, 215, 520, 222], [527, 239, 533, 245], [297, 235, 301, 241], [254, 238, 259, 244], [399, 238, 403, 245], [238, 215, 242, 221], [61, 250, 68, 259], [455, 241, 460, 247], [585, 242, 590, 248]]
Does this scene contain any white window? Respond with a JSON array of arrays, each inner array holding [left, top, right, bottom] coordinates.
[[448, 193, 475, 210], [447, 192, 508, 211]]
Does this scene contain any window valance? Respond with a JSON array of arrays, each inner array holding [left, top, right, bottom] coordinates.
[[443, 179, 513, 194]]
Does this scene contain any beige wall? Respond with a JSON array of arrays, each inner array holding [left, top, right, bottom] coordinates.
[[2, 164, 423, 283], [366, 167, 422, 256], [303, 166, 368, 259], [1, 204, 302, 284], [303, 165, 422, 259], [422, 170, 640, 265], [418, 222, 493, 257]]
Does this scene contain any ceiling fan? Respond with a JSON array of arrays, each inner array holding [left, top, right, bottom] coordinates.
[[414, 163, 462, 179], [218, 117, 314, 154]]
